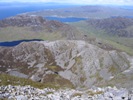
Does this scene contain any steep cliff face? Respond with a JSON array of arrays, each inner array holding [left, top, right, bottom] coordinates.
[[0, 40, 133, 89]]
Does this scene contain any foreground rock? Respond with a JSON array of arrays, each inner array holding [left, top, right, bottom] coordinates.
[[0, 40, 133, 89], [0, 85, 133, 100]]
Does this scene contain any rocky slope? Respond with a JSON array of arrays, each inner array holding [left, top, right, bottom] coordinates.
[[0, 40, 133, 89], [0, 85, 133, 100], [0, 14, 82, 41], [86, 17, 133, 37]]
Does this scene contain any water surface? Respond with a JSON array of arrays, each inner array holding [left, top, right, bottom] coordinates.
[[0, 2, 76, 19], [0, 39, 43, 47], [45, 17, 87, 22]]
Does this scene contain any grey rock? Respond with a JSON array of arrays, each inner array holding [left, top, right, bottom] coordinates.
[[0, 40, 133, 89], [8, 71, 28, 78], [1, 85, 133, 100], [15, 95, 28, 100]]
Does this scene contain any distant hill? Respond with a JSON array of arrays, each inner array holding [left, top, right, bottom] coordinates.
[[0, 14, 121, 52], [70, 17, 133, 55], [0, 14, 82, 42], [86, 17, 133, 37], [27, 5, 133, 19], [0, 2, 75, 19]]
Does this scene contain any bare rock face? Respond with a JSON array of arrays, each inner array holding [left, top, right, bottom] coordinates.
[[0, 40, 133, 89]]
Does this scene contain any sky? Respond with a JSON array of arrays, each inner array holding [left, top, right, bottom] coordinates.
[[0, 0, 133, 5]]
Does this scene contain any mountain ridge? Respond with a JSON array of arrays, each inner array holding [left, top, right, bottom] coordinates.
[[0, 14, 82, 41], [27, 5, 133, 19], [86, 17, 133, 37], [0, 40, 133, 89]]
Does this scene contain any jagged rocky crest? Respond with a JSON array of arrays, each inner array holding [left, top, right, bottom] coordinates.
[[0, 40, 133, 89]]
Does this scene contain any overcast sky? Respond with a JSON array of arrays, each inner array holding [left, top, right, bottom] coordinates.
[[0, 0, 133, 5]]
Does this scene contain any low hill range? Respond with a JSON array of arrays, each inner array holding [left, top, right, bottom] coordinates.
[[0, 14, 82, 41], [27, 5, 133, 19], [0, 14, 122, 51], [86, 17, 133, 37]]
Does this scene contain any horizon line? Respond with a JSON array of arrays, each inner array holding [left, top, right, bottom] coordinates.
[[0, 2, 133, 6]]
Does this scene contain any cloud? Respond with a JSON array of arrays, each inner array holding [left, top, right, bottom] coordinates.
[[0, 0, 133, 5]]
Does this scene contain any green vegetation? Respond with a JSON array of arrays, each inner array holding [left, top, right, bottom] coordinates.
[[97, 73, 133, 88], [0, 73, 45, 89], [104, 39, 133, 55], [0, 73, 73, 89], [109, 37, 133, 49], [71, 56, 84, 75], [42, 74, 74, 89], [90, 72, 103, 81], [72, 91, 103, 97], [75, 56, 82, 65], [0, 26, 63, 42], [99, 57, 104, 68], [70, 21, 133, 55], [87, 90, 103, 96], [46, 66, 63, 72], [103, 73, 128, 88], [109, 66, 118, 74], [72, 92, 82, 97], [80, 76, 86, 83], [46, 91, 54, 94]]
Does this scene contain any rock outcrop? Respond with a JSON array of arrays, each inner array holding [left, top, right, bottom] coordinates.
[[0, 40, 133, 89]]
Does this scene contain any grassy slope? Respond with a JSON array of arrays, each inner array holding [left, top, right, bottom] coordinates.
[[0, 73, 57, 89], [70, 21, 133, 55], [0, 25, 82, 42], [0, 26, 63, 42], [0, 21, 132, 55], [0, 73, 74, 89]]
